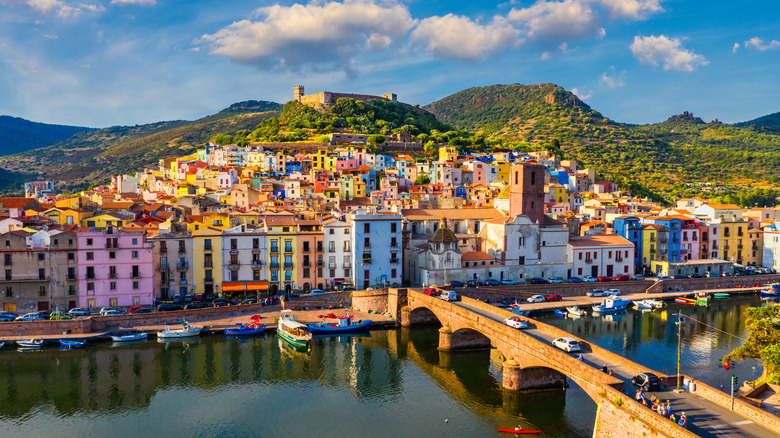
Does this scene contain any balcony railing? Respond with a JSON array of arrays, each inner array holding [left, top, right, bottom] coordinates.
[[284, 262, 293, 268], [317, 260, 324, 267], [230, 249, 239, 255], [177, 261, 188, 269], [270, 247, 279, 253], [180, 280, 187, 285], [229, 263, 240, 271], [204, 277, 213, 284], [204, 246, 213, 252], [363, 242, 371, 250], [328, 247, 336, 253], [108, 273, 117, 279], [204, 262, 213, 267], [252, 248, 261, 254], [390, 243, 398, 249], [362, 257, 372, 265], [270, 262, 279, 269], [390, 258, 399, 264], [284, 247, 293, 254], [303, 261, 311, 267], [160, 247, 168, 254], [585, 258, 593, 264], [252, 260, 263, 266], [159, 263, 169, 270]]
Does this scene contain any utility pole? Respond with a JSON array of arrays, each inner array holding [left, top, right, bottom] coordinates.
[[731, 375, 738, 411], [675, 312, 684, 392]]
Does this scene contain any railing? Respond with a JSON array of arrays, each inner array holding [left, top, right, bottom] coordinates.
[[204, 277, 213, 283], [270, 247, 279, 253], [364, 242, 371, 250], [252, 260, 263, 266], [329, 263, 336, 269], [230, 249, 239, 255], [284, 262, 293, 268], [131, 274, 141, 279], [229, 263, 240, 270], [284, 247, 293, 254], [159, 263, 169, 270], [390, 258, 399, 264], [390, 244, 398, 249], [160, 247, 168, 254], [317, 246, 324, 253], [180, 280, 187, 285], [362, 258, 372, 265], [177, 261, 188, 269], [585, 258, 593, 264], [303, 261, 311, 267], [108, 273, 117, 279], [204, 246, 212, 252], [252, 248, 261, 254], [204, 262, 213, 267], [317, 260, 324, 267], [270, 262, 279, 269], [344, 247, 351, 252], [178, 247, 186, 254]]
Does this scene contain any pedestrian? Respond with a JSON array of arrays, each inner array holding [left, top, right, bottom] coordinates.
[[678, 412, 687, 428], [666, 401, 673, 418], [602, 364, 608, 373], [635, 389, 643, 403], [669, 413, 676, 424], [658, 403, 666, 417], [577, 354, 583, 361], [608, 369, 615, 376]]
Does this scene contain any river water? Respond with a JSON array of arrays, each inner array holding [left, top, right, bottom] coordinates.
[[0, 295, 769, 437]]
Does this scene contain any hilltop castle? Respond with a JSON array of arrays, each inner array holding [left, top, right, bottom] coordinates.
[[294, 85, 398, 111]]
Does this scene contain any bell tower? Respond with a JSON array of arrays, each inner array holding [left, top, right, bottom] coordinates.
[[509, 163, 545, 223]]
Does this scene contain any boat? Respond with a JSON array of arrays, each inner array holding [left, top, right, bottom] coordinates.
[[566, 306, 587, 317], [16, 339, 44, 349], [696, 293, 710, 306], [512, 308, 531, 317], [225, 323, 266, 336], [592, 297, 630, 313], [646, 298, 665, 308], [761, 284, 780, 298], [675, 297, 696, 305], [713, 293, 730, 299], [633, 300, 654, 310], [59, 339, 86, 348], [0, 342, 4, 349], [157, 320, 202, 339], [278, 310, 312, 350], [497, 428, 540, 434], [110, 332, 148, 342], [553, 309, 568, 318], [308, 313, 371, 333]]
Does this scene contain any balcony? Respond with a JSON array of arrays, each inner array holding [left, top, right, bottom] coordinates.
[[303, 261, 311, 267], [390, 258, 399, 264], [252, 260, 263, 266], [178, 246, 186, 254], [270, 262, 279, 269], [270, 247, 279, 254], [160, 247, 168, 254], [108, 273, 117, 279], [180, 280, 187, 285], [204, 277, 213, 284], [363, 242, 371, 250], [131, 274, 141, 279], [230, 249, 239, 255], [302, 247, 311, 253], [344, 247, 351, 253], [284, 262, 293, 268], [204, 262, 213, 268], [252, 247, 261, 254], [328, 247, 336, 253], [204, 246, 213, 252], [390, 243, 398, 250], [329, 263, 336, 269], [177, 261, 189, 269], [159, 263, 170, 271], [362, 257, 372, 265], [284, 247, 293, 254], [228, 263, 240, 271], [317, 260, 324, 267], [585, 258, 593, 264], [316, 246, 324, 253]]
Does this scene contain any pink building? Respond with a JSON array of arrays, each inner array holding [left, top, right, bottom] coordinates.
[[336, 157, 358, 172], [77, 228, 155, 309]]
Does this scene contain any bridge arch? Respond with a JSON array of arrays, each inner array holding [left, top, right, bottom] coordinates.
[[406, 306, 442, 326]]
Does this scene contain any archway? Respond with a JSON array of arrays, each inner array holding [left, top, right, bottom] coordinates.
[[407, 307, 442, 326]]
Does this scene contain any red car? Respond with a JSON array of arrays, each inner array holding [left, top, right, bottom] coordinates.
[[614, 275, 631, 281], [544, 294, 563, 302], [597, 276, 612, 282], [423, 287, 438, 296], [126, 306, 141, 314]]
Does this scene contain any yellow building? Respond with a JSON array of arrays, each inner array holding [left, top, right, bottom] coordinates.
[[202, 212, 232, 231], [81, 212, 129, 228], [192, 228, 222, 296], [641, 224, 666, 267], [354, 179, 366, 198], [341, 175, 357, 200], [495, 161, 510, 182], [438, 146, 458, 162], [43, 207, 93, 225], [263, 216, 298, 293], [546, 184, 566, 204], [717, 222, 749, 264], [54, 196, 89, 209]]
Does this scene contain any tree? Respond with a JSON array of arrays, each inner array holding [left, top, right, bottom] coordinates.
[[424, 140, 437, 157], [414, 174, 431, 186], [367, 134, 385, 145], [724, 305, 780, 384]]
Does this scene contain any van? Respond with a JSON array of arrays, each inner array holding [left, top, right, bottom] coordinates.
[[439, 290, 458, 301]]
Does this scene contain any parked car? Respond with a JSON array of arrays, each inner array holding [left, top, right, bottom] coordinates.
[[466, 280, 484, 288], [630, 373, 661, 391], [423, 287, 438, 296], [157, 303, 183, 312], [501, 297, 520, 306], [673, 275, 687, 279], [131, 307, 153, 314], [721, 272, 732, 277], [689, 274, 703, 279], [630, 275, 645, 281], [614, 275, 631, 281], [583, 276, 598, 283], [504, 317, 528, 329], [102, 309, 126, 316], [240, 298, 258, 305], [527, 278, 549, 285], [544, 294, 563, 302], [527, 295, 546, 303], [212, 299, 231, 307], [548, 277, 564, 284], [0, 312, 17, 321], [68, 308, 91, 317], [99, 307, 117, 316], [596, 276, 612, 282], [183, 295, 194, 303], [49, 311, 72, 321], [448, 280, 465, 288], [552, 337, 581, 352], [586, 289, 606, 297], [185, 302, 211, 310], [500, 279, 518, 285], [568, 277, 584, 283], [309, 289, 326, 295], [126, 306, 142, 314], [605, 289, 622, 296], [438, 290, 458, 301], [15, 313, 42, 321], [172, 294, 183, 304], [485, 279, 501, 286]]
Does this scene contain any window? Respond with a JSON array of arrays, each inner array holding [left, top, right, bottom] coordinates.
[[578, 253, 582, 260], [87, 282, 95, 293], [5, 269, 10, 281], [364, 223, 370, 233], [87, 238, 93, 246], [329, 229, 334, 235], [4, 286, 10, 297], [231, 238, 237, 250], [132, 250, 138, 258], [109, 251, 116, 259], [39, 286, 46, 296], [109, 266, 117, 278], [519, 237, 525, 247], [303, 268, 310, 278], [86, 252, 94, 261], [86, 266, 95, 279], [271, 271, 278, 281], [303, 241, 310, 252], [132, 265, 139, 277], [329, 241, 335, 252], [3, 254, 10, 265], [231, 271, 238, 282], [68, 267, 75, 280], [253, 270, 260, 281], [204, 254, 213, 267], [132, 238, 138, 245], [68, 285, 76, 295], [391, 223, 397, 233], [285, 270, 292, 281], [329, 269, 336, 277], [110, 282, 117, 290], [284, 240, 292, 252], [391, 268, 397, 278], [608, 251, 612, 258], [270, 240, 278, 252], [68, 252, 74, 261], [38, 253, 44, 261], [519, 256, 525, 265], [204, 239, 212, 250]]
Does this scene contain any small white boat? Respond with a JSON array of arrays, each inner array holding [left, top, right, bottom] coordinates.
[[17, 339, 44, 349], [0, 341, 5, 349], [157, 321, 202, 339], [592, 297, 631, 313], [633, 300, 654, 310], [646, 299, 665, 308], [110, 332, 149, 342], [566, 306, 587, 317]]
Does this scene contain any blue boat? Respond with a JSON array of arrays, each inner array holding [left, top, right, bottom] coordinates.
[[553, 309, 567, 318], [592, 297, 631, 313], [59, 339, 86, 348], [761, 283, 780, 298], [225, 324, 266, 336], [308, 315, 372, 333]]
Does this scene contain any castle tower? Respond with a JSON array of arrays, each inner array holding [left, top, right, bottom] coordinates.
[[294, 85, 305, 102], [509, 162, 545, 224]]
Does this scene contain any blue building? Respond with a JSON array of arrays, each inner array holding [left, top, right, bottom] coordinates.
[[644, 216, 682, 262], [613, 216, 644, 272]]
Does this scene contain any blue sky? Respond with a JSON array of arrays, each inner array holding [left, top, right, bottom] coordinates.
[[0, 0, 778, 128]]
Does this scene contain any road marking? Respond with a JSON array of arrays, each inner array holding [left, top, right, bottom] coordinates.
[[731, 420, 753, 426]]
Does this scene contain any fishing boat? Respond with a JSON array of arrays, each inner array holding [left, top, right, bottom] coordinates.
[[761, 284, 780, 298], [696, 293, 710, 306], [512, 308, 531, 317], [675, 297, 696, 305], [553, 309, 568, 318], [225, 323, 266, 336], [59, 339, 86, 349], [278, 310, 312, 350], [713, 293, 730, 299], [16, 339, 44, 349], [497, 428, 540, 434], [308, 313, 371, 334], [157, 320, 202, 339], [646, 298, 665, 308], [0, 342, 4, 349], [633, 300, 654, 310], [566, 306, 587, 317], [110, 332, 148, 342], [592, 297, 630, 313]]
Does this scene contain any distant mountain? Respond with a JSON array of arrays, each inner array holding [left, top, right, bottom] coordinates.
[[0, 115, 91, 156], [0, 100, 282, 193], [734, 112, 780, 132]]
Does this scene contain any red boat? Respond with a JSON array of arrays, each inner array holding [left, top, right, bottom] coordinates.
[[497, 428, 540, 434], [675, 297, 696, 305]]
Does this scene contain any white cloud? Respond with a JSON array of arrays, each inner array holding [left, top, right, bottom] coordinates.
[[601, 68, 625, 88], [27, 0, 61, 13], [410, 14, 520, 62], [732, 42, 740, 53], [7, 0, 105, 17], [198, 0, 414, 73], [571, 87, 592, 100], [598, 0, 662, 19], [629, 35, 708, 72], [744, 37, 780, 51], [111, 0, 155, 5], [540, 42, 569, 60], [508, 0, 604, 42]]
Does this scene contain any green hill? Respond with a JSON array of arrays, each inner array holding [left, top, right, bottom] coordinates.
[[425, 84, 780, 202], [0, 101, 281, 193], [0, 115, 91, 156], [734, 112, 780, 132]]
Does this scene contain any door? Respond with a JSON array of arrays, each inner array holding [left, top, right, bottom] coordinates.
[[3, 303, 16, 313], [68, 300, 76, 310], [133, 296, 140, 306], [37, 301, 49, 311], [591, 266, 599, 277], [606, 265, 614, 277], [109, 298, 118, 307]]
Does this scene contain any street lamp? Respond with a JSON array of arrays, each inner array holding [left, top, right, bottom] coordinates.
[[674, 312, 685, 392]]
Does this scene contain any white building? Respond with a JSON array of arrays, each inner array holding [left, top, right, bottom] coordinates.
[[221, 225, 267, 295], [322, 218, 352, 289], [762, 222, 780, 270], [567, 234, 635, 278], [349, 212, 402, 289]]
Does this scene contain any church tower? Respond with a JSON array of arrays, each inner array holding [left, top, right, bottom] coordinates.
[[294, 85, 305, 102], [509, 162, 545, 224]]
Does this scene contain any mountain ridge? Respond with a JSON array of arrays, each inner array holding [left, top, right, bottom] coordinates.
[[0, 115, 92, 157]]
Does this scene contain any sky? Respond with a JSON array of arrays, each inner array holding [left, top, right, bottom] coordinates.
[[0, 0, 778, 128]]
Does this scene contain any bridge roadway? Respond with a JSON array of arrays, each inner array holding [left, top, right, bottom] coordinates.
[[453, 299, 778, 438]]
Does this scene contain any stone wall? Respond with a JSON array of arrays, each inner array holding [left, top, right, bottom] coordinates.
[[0, 318, 93, 336], [457, 281, 653, 302], [646, 274, 780, 293], [351, 289, 389, 314], [593, 391, 698, 438]]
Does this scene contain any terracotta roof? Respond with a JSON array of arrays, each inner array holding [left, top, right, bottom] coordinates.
[[703, 203, 741, 210], [568, 234, 633, 247], [462, 251, 494, 261], [402, 208, 505, 221]]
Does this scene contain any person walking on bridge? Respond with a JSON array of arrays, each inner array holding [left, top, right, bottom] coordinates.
[[678, 412, 687, 428]]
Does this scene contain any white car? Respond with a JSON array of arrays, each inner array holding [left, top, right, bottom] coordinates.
[[548, 277, 564, 284], [583, 276, 598, 283], [500, 279, 518, 285], [504, 317, 528, 329], [438, 290, 458, 301], [552, 337, 581, 352], [605, 289, 622, 296], [586, 289, 606, 297], [527, 295, 546, 303], [69, 308, 91, 316]]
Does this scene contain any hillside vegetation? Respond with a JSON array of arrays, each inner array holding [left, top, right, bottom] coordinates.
[[0, 115, 91, 157]]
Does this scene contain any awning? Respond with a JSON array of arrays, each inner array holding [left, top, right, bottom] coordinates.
[[246, 281, 268, 291], [221, 282, 246, 292], [221, 281, 269, 292]]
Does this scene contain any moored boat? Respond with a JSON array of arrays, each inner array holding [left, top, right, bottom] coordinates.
[[17, 339, 44, 349], [225, 324, 266, 336], [278, 310, 312, 350], [592, 297, 630, 313], [696, 293, 710, 306], [157, 320, 202, 339], [646, 298, 665, 308], [497, 427, 540, 434], [553, 309, 568, 318], [110, 332, 148, 342], [307, 313, 371, 333], [59, 339, 86, 348], [713, 293, 730, 299], [633, 300, 654, 310], [566, 306, 587, 317], [675, 297, 696, 305], [761, 283, 780, 298]]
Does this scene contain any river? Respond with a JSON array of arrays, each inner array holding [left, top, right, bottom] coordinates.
[[0, 295, 768, 437]]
